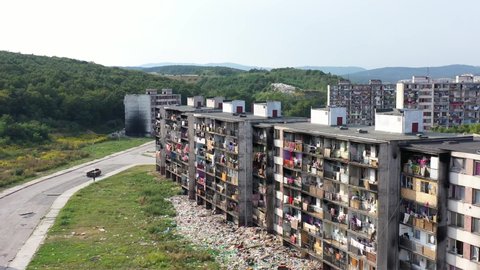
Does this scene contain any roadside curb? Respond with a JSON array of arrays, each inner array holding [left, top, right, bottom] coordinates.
[[6, 163, 152, 270], [0, 141, 154, 200]]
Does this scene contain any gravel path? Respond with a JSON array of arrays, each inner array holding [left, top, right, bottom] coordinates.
[[169, 195, 322, 270]]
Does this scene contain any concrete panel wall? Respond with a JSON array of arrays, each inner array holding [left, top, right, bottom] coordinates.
[[188, 113, 196, 200], [238, 121, 253, 226], [124, 94, 152, 136], [377, 142, 400, 270], [375, 114, 404, 134]]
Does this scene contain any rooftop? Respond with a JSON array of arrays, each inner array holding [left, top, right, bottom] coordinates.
[[403, 138, 480, 155], [193, 112, 306, 123], [164, 105, 220, 113], [275, 122, 468, 143]]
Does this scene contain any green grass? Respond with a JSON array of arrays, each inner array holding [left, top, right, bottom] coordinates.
[[28, 166, 220, 270], [0, 136, 152, 190]]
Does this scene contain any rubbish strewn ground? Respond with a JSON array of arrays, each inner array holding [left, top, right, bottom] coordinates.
[[169, 195, 322, 270]]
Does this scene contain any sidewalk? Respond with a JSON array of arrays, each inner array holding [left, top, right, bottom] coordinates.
[[3, 141, 154, 270]]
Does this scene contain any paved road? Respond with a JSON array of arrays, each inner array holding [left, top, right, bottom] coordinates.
[[0, 142, 155, 269]]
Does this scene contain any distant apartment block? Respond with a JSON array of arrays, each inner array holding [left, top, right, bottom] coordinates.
[[327, 80, 396, 126], [397, 75, 480, 129], [124, 89, 181, 136]]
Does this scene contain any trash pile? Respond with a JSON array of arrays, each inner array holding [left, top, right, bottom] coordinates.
[[168, 195, 322, 270]]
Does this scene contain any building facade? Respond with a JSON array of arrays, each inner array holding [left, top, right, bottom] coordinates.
[[154, 100, 480, 269], [396, 76, 480, 129], [327, 80, 396, 126], [125, 89, 181, 136]]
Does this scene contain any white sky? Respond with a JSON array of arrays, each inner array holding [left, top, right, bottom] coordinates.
[[1, 0, 479, 69]]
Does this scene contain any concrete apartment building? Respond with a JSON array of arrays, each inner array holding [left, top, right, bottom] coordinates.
[[192, 101, 305, 226], [155, 96, 223, 196], [125, 88, 181, 136], [397, 75, 480, 130], [327, 80, 396, 126], [154, 98, 480, 269]]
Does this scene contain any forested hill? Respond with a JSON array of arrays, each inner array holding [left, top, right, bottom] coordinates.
[[0, 51, 342, 144], [0, 51, 196, 128], [136, 65, 244, 76]]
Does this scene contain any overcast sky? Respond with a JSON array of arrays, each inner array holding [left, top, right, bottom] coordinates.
[[1, 0, 479, 69]]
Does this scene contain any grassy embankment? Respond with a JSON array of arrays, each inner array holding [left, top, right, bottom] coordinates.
[[28, 165, 219, 269], [0, 135, 152, 190]]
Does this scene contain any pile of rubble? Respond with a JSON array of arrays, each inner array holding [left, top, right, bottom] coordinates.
[[168, 195, 322, 270]]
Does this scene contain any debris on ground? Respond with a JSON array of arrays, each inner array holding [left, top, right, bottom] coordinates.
[[168, 195, 322, 270]]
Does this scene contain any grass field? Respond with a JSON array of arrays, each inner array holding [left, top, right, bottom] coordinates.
[[0, 136, 152, 190], [28, 165, 219, 270]]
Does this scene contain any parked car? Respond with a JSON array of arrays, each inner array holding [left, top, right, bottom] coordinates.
[[86, 168, 101, 178]]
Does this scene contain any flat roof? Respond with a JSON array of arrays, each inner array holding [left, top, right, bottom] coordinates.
[[274, 122, 468, 143], [403, 138, 480, 155], [193, 112, 306, 123], [164, 105, 219, 113]]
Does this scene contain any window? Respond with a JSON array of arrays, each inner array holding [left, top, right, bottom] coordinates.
[[448, 238, 464, 255], [428, 233, 436, 245], [449, 185, 465, 201], [472, 245, 480, 262], [474, 189, 480, 205], [274, 147, 280, 157], [274, 129, 280, 139], [449, 211, 464, 228], [420, 181, 430, 194], [402, 175, 413, 189], [473, 218, 480, 234], [475, 161, 480, 175], [274, 164, 281, 174], [451, 157, 465, 172], [414, 229, 421, 240]]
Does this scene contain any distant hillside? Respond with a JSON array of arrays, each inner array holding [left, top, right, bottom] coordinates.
[[345, 64, 480, 83], [136, 62, 261, 71], [140, 65, 244, 76], [298, 66, 366, 75], [133, 62, 365, 75], [0, 51, 196, 129]]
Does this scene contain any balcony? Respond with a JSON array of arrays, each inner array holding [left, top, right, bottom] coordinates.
[[284, 140, 303, 152], [399, 236, 436, 260], [401, 188, 437, 208], [323, 246, 347, 269]]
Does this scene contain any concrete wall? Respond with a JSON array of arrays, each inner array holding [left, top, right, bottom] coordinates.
[[311, 108, 329, 125], [158, 107, 168, 175], [436, 152, 450, 270], [238, 121, 253, 226], [375, 110, 423, 134], [187, 113, 196, 200], [396, 83, 405, 109], [375, 114, 404, 133], [403, 110, 424, 133], [206, 97, 224, 109], [377, 142, 401, 270], [187, 96, 205, 107], [311, 107, 346, 126], [124, 94, 151, 136], [223, 100, 245, 113], [253, 101, 282, 117]]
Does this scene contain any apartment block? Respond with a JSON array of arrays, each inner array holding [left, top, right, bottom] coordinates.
[[125, 88, 181, 136], [396, 76, 480, 129], [327, 80, 396, 126], [155, 96, 222, 199], [154, 99, 480, 269], [272, 108, 471, 270], [192, 101, 305, 226]]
